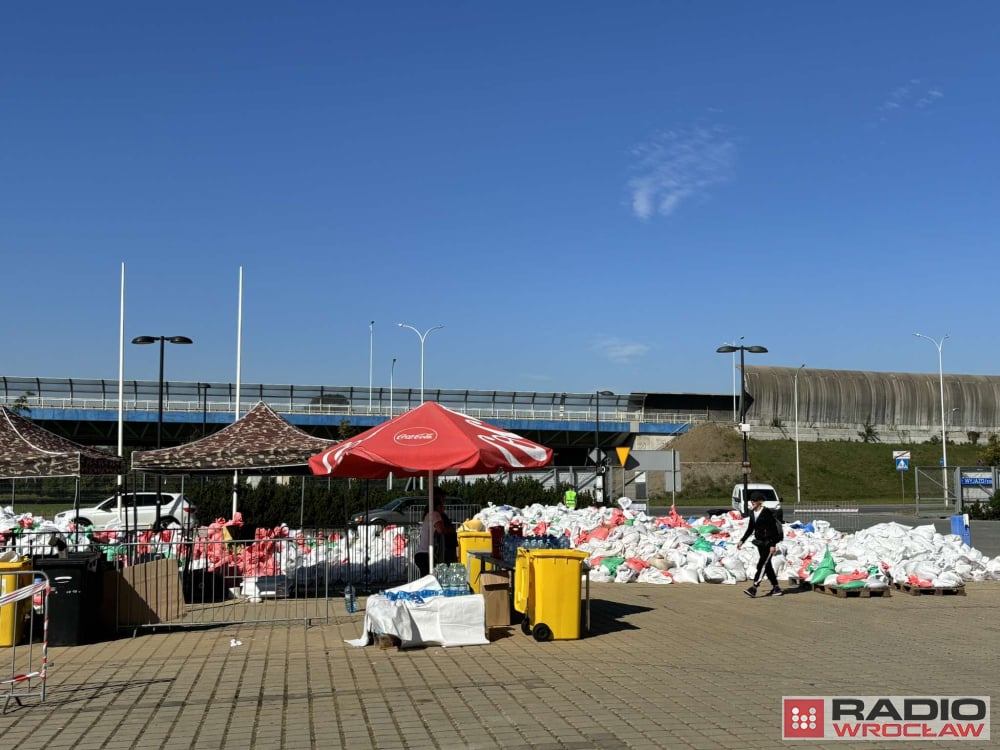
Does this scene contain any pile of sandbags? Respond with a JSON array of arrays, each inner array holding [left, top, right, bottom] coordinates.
[[471, 500, 996, 587]]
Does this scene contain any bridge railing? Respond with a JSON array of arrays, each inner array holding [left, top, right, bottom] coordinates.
[[0, 378, 708, 426]]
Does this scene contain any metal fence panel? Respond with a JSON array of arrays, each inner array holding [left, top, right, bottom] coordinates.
[[8, 523, 424, 633], [791, 502, 862, 534]]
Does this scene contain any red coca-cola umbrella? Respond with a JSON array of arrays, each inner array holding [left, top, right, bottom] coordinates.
[[308, 401, 553, 479], [309, 402, 553, 573]]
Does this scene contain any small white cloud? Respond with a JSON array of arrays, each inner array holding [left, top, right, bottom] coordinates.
[[626, 123, 736, 220], [594, 337, 650, 364], [916, 89, 944, 108], [876, 79, 943, 122]]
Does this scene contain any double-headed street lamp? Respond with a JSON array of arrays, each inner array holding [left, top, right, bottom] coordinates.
[[716, 342, 768, 515], [132, 335, 193, 527], [397, 323, 444, 402], [914, 332, 950, 504]]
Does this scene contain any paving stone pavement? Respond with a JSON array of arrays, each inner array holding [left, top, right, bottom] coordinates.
[[2, 581, 998, 749]]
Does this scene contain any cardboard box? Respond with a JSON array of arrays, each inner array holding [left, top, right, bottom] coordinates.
[[481, 570, 511, 628]]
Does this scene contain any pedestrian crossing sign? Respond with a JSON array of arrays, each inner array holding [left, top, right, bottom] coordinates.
[[896, 458, 909, 471]]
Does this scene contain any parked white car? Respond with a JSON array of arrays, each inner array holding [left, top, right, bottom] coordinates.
[[731, 482, 783, 522], [55, 492, 197, 530]]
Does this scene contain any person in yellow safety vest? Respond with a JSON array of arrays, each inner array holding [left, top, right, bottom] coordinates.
[[564, 487, 577, 510]]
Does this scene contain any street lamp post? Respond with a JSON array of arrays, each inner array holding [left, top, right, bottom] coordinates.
[[716, 343, 768, 515], [389, 357, 397, 416], [397, 323, 444, 402], [794, 364, 805, 504], [368, 321, 375, 412], [723, 337, 743, 422], [914, 332, 950, 505], [199, 382, 209, 437], [595, 390, 613, 504], [132, 335, 193, 527]]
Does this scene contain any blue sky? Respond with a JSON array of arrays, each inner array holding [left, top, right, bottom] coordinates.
[[3, 3, 998, 397]]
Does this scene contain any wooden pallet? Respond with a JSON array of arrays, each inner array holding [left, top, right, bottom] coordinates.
[[892, 581, 966, 597], [812, 583, 891, 598]]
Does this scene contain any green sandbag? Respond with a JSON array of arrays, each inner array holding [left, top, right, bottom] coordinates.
[[698, 524, 721, 535], [808, 546, 837, 585], [837, 579, 867, 589], [598, 556, 626, 575], [691, 537, 714, 552]]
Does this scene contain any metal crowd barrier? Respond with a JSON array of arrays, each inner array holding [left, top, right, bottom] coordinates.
[[791, 502, 862, 534], [2, 570, 49, 713], [2, 524, 423, 635]]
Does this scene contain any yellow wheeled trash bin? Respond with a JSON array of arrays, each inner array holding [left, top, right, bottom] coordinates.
[[514, 548, 588, 641], [0, 556, 31, 647], [457, 530, 493, 593]]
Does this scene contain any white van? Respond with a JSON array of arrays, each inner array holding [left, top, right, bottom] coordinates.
[[731, 483, 783, 522]]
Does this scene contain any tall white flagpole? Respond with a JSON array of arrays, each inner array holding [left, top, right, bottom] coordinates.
[[116, 263, 126, 517], [232, 266, 244, 517]]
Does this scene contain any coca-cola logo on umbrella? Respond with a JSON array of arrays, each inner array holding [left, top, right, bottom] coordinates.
[[393, 427, 438, 446]]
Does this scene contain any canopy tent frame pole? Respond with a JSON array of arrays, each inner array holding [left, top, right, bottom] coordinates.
[[427, 470, 435, 579]]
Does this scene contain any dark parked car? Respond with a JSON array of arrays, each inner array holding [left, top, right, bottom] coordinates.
[[350, 496, 475, 527]]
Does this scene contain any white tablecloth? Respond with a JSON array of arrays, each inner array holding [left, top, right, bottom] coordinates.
[[346, 577, 489, 649]]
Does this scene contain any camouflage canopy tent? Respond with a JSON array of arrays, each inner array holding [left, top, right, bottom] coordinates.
[[130, 401, 336, 475], [0, 406, 124, 479]]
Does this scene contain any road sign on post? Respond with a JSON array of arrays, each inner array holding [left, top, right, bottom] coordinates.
[[893, 451, 911, 501]]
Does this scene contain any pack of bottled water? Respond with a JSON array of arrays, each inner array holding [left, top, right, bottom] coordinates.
[[501, 533, 572, 564], [434, 562, 469, 596]]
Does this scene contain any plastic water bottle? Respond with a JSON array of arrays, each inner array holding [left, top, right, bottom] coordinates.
[[344, 583, 358, 613]]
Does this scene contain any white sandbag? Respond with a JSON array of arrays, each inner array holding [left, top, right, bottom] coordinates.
[[912, 561, 942, 581], [664, 549, 687, 569], [588, 567, 614, 583], [721, 556, 747, 581], [702, 565, 728, 584], [614, 565, 638, 583], [865, 573, 889, 589], [840, 541, 866, 560], [671, 567, 701, 584], [684, 549, 710, 569], [932, 571, 963, 588], [834, 560, 864, 574], [637, 568, 674, 584], [953, 561, 972, 580]]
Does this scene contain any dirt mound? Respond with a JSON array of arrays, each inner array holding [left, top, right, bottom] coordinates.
[[661, 422, 743, 496], [669, 421, 742, 462]]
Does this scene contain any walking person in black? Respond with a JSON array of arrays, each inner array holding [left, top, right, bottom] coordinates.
[[736, 491, 784, 598]]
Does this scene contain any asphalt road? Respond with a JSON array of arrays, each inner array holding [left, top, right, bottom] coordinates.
[[645, 503, 1000, 558]]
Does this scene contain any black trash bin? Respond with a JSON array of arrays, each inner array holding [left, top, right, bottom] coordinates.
[[33, 552, 105, 646]]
